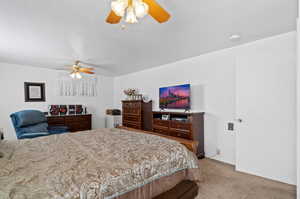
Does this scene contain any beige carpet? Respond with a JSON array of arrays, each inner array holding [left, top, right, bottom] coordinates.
[[196, 159, 296, 199]]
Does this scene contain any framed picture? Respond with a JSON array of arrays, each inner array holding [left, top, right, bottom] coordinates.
[[59, 105, 68, 115], [68, 105, 76, 115], [24, 82, 45, 102], [49, 105, 59, 116], [76, 105, 83, 115]]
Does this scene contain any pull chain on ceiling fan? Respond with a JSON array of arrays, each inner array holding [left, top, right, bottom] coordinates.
[[106, 0, 170, 24]]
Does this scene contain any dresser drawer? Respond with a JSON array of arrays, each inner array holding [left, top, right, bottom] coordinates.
[[153, 119, 169, 127], [123, 114, 141, 122], [123, 108, 141, 115], [153, 126, 169, 136], [65, 115, 91, 122], [68, 121, 90, 126], [170, 121, 191, 130], [47, 117, 65, 125], [123, 121, 141, 129], [69, 124, 91, 132], [169, 129, 192, 140], [123, 101, 142, 109]]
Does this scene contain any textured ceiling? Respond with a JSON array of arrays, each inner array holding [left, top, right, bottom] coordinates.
[[0, 0, 298, 76]]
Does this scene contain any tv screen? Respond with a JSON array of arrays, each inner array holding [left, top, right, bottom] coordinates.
[[159, 84, 191, 110]]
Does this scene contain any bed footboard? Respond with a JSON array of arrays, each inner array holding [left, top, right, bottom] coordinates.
[[154, 180, 199, 199]]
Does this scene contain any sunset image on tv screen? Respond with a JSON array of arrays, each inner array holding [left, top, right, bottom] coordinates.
[[159, 84, 191, 109]]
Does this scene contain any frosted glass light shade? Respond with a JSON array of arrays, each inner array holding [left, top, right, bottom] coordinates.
[[111, 0, 128, 17], [134, 0, 149, 18], [125, 6, 138, 23], [76, 72, 82, 79], [70, 73, 76, 79]]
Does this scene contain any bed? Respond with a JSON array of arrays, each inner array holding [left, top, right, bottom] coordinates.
[[0, 128, 200, 199]]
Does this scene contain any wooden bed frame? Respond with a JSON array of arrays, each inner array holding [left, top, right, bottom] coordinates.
[[117, 126, 199, 155], [118, 126, 200, 199], [154, 180, 199, 199]]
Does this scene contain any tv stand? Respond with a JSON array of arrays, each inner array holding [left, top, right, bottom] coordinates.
[[152, 111, 205, 158]]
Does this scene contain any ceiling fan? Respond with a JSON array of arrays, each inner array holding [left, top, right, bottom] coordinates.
[[58, 60, 95, 79], [106, 0, 170, 24]]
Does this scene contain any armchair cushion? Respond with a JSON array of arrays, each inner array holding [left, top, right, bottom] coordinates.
[[19, 123, 48, 135], [11, 110, 47, 128], [48, 126, 69, 134], [18, 132, 50, 139], [17, 124, 69, 139]]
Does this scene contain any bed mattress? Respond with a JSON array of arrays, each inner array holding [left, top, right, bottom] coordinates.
[[0, 128, 199, 199]]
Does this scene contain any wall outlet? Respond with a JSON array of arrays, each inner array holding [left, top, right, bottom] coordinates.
[[227, 122, 234, 131]]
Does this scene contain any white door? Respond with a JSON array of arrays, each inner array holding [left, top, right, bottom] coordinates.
[[297, 19, 300, 199], [235, 34, 296, 184]]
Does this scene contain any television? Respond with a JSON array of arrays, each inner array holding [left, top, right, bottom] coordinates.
[[159, 84, 191, 110]]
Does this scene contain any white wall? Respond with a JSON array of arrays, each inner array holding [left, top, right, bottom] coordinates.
[[114, 32, 297, 183], [114, 46, 237, 164], [0, 62, 114, 140]]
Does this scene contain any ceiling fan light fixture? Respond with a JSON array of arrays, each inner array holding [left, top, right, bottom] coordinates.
[[76, 72, 82, 79], [70, 72, 76, 79], [106, 0, 171, 24], [134, 0, 149, 18], [111, 0, 128, 17], [125, 6, 138, 23], [70, 72, 82, 79]]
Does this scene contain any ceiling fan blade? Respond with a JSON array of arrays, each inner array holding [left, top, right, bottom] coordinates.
[[80, 61, 114, 69], [106, 11, 122, 24], [143, 0, 170, 23], [82, 71, 95, 74], [80, 67, 94, 70], [79, 68, 95, 72], [53, 66, 72, 71]]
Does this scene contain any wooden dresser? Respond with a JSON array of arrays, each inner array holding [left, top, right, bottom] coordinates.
[[152, 111, 205, 158], [47, 114, 92, 132], [122, 100, 152, 131]]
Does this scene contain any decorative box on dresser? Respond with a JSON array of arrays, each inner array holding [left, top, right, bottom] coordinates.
[[47, 114, 92, 132], [122, 100, 152, 131], [152, 111, 205, 158]]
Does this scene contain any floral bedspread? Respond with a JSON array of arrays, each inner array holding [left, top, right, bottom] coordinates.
[[0, 128, 199, 199]]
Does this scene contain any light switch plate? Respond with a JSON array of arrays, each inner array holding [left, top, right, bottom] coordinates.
[[227, 122, 234, 131]]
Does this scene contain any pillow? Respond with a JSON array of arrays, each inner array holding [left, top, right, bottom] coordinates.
[[11, 110, 47, 128]]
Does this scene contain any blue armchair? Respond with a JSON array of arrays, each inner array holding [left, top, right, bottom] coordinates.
[[10, 110, 69, 139]]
